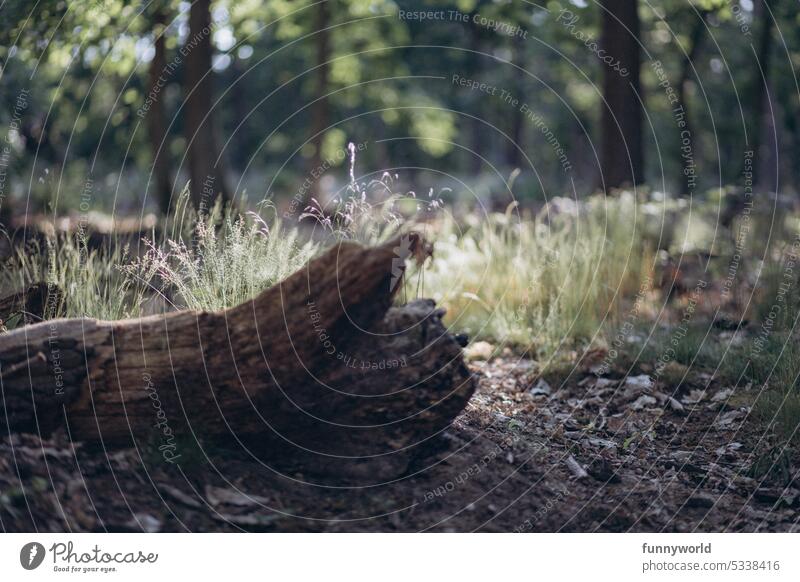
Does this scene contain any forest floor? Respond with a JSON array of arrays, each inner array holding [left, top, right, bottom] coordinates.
[[2, 199, 799, 532], [2, 346, 798, 532]]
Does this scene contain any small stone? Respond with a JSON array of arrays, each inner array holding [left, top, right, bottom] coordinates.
[[595, 378, 618, 389], [586, 437, 618, 449], [465, 341, 494, 360], [625, 375, 653, 390], [715, 409, 747, 430], [715, 442, 743, 456], [668, 397, 685, 414], [621, 375, 654, 401], [712, 388, 734, 402], [130, 513, 161, 533], [683, 388, 707, 404], [631, 395, 657, 410], [528, 378, 552, 396]]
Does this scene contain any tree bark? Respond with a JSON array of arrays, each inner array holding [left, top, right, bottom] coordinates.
[[750, 0, 776, 191], [184, 0, 229, 213], [675, 9, 709, 196], [148, 5, 174, 214], [467, 15, 485, 176], [506, 34, 526, 170], [0, 237, 475, 484], [308, 0, 331, 202], [599, 0, 644, 190], [0, 192, 9, 228]]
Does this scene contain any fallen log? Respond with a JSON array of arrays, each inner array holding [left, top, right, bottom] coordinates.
[[0, 282, 63, 326], [0, 236, 475, 483]]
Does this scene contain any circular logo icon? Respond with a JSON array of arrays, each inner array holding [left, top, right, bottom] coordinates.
[[20, 542, 46, 570]]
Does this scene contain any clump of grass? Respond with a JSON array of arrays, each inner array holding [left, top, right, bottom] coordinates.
[[1, 196, 318, 320], [747, 329, 800, 447], [0, 234, 145, 322], [755, 385, 800, 448], [743, 249, 800, 451], [409, 192, 653, 355], [301, 188, 406, 246], [126, 209, 318, 312], [744, 333, 800, 483], [638, 323, 724, 371], [300, 146, 438, 246]]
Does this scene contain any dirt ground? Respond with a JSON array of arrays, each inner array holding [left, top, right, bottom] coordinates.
[[2, 348, 798, 533]]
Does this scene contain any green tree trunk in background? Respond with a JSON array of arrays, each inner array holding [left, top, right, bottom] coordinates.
[[599, 0, 644, 190], [184, 0, 229, 213]]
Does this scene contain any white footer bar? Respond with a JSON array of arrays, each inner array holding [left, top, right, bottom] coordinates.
[[1, 533, 797, 580]]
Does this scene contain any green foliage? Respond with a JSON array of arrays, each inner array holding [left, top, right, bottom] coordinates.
[[4, 0, 800, 211], [125, 209, 318, 312], [745, 257, 800, 451], [1, 202, 318, 319], [299, 166, 416, 245], [0, 234, 144, 322], [640, 323, 723, 370], [408, 193, 653, 355]]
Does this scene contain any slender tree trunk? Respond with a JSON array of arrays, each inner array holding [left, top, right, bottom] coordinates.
[[784, 92, 800, 191], [599, 0, 644, 190], [467, 17, 485, 176], [675, 10, 708, 196], [309, 0, 331, 202], [506, 35, 526, 170], [148, 6, 173, 214], [230, 55, 248, 168], [184, 0, 229, 213], [750, 0, 776, 191], [0, 194, 9, 228]]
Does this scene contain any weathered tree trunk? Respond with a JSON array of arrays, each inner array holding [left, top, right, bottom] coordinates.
[[0, 237, 475, 484], [599, 0, 644, 190], [148, 5, 174, 214], [184, 0, 229, 213]]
